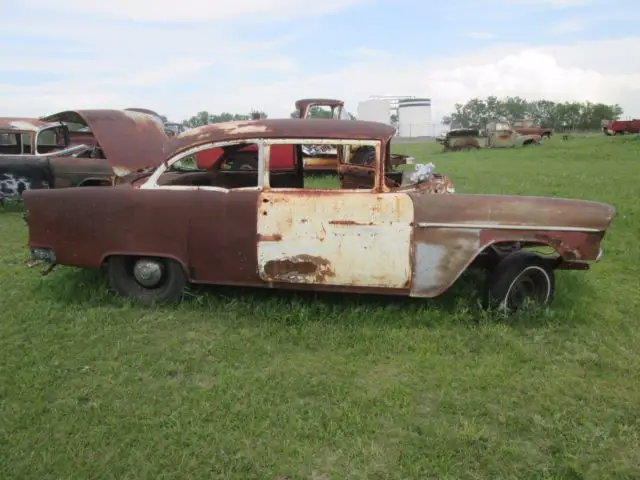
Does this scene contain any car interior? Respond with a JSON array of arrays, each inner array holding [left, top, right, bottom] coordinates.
[[156, 142, 405, 190], [0, 125, 100, 157]]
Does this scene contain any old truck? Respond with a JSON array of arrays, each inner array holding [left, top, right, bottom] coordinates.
[[438, 122, 542, 152], [601, 119, 640, 135], [22, 118, 614, 313], [512, 119, 553, 139], [195, 98, 414, 172], [0, 109, 167, 205]]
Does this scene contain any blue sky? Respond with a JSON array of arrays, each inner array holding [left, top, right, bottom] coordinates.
[[2, 0, 639, 124]]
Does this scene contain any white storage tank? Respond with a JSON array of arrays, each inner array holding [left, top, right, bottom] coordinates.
[[357, 99, 391, 125], [398, 98, 432, 137]]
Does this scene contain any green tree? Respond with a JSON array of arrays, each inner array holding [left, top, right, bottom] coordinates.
[[442, 96, 623, 131], [182, 111, 268, 127]]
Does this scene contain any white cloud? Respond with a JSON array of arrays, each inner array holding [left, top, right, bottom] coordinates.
[[2, 2, 640, 125]]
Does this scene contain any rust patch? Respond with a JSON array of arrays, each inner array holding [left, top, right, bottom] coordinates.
[[263, 255, 335, 283], [257, 233, 282, 242], [328, 220, 374, 226]]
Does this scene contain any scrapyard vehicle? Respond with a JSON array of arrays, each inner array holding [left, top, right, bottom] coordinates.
[[601, 118, 640, 135], [0, 109, 167, 206], [438, 122, 542, 152], [22, 118, 615, 312], [512, 119, 553, 139], [294, 98, 415, 172]]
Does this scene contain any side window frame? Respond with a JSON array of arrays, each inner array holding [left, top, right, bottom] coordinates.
[[141, 138, 266, 192], [261, 138, 384, 193]]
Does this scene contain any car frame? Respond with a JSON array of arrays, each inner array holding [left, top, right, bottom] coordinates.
[[22, 118, 615, 312]]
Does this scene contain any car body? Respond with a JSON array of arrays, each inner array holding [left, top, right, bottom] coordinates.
[[0, 117, 74, 155], [194, 99, 414, 173], [438, 122, 542, 151], [23, 118, 615, 311], [512, 119, 553, 138], [601, 119, 640, 135], [0, 109, 168, 205]]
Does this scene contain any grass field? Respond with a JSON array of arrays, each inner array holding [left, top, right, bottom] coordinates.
[[1, 134, 639, 479]]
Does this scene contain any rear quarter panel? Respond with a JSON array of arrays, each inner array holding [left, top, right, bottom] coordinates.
[[406, 192, 615, 297], [23, 187, 198, 270]]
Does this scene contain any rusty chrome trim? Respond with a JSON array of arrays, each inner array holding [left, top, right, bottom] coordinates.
[[596, 248, 603, 262], [415, 222, 601, 233]]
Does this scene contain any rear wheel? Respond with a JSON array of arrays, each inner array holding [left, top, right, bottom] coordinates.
[[481, 251, 555, 312], [107, 256, 187, 306]]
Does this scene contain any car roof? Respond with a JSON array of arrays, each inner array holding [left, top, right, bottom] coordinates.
[[294, 98, 344, 109], [168, 118, 396, 156], [0, 117, 55, 133]]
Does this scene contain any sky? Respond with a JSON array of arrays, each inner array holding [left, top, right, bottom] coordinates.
[[2, 0, 640, 126]]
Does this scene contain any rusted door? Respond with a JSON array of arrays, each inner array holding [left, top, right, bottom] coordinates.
[[187, 188, 262, 285], [493, 130, 515, 148], [256, 190, 414, 288]]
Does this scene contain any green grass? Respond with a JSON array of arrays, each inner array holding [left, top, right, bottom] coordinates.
[[1, 135, 639, 479]]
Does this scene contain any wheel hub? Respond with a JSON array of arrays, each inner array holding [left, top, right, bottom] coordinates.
[[133, 259, 164, 287], [506, 268, 550, 310]]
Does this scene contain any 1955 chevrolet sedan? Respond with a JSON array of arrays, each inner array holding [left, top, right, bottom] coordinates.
[[22, 118, 616, 311]]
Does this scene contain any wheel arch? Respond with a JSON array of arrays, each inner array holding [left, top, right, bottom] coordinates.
[[410, 235, 562, 299], [101, 252, 192, 279], [77, 177, 113, 187]]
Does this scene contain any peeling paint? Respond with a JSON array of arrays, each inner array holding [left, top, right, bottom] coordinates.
[[410, 228, 481, 298], [214, 122, 270, 134], [257, 191, 414, 288]]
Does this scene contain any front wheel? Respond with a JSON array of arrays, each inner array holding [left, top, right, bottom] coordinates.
[[481, 251, 555, 312], [107, 256, 187, 306]]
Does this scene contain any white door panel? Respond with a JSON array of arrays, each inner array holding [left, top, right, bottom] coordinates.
[[257, 190, 414, 288]]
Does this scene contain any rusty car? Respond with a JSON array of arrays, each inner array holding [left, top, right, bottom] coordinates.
[[0, 109, 168, 206], [512, 119, 553, 139], [437, 122, 542, 152], [22, 118, 615, 312], [293, 98, 414, 172], [195, 99, 414, 173]]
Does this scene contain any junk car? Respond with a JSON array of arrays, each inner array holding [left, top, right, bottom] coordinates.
[[22, 118, 614, 312]]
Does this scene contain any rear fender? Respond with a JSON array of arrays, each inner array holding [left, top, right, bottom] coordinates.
[[409, 227, 603, 298]]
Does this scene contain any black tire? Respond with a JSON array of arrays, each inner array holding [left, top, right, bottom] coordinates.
[[481, 251, 555, 312], [107, 256, 187, 306]]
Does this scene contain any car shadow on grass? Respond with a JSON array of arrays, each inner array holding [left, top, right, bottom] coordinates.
[[37, 266, 596, 329]]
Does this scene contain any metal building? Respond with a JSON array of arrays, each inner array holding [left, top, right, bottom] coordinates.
[[356, 99, 391, 125], [397, 98, 432, 137]]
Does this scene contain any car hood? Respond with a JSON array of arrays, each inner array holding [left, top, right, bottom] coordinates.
[[40, 109, 169, 177]]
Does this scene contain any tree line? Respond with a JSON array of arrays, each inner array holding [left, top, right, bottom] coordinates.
[[179, 110, 269, 128], [441, 96, 624, 131], [161, 96, 625, 132]]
